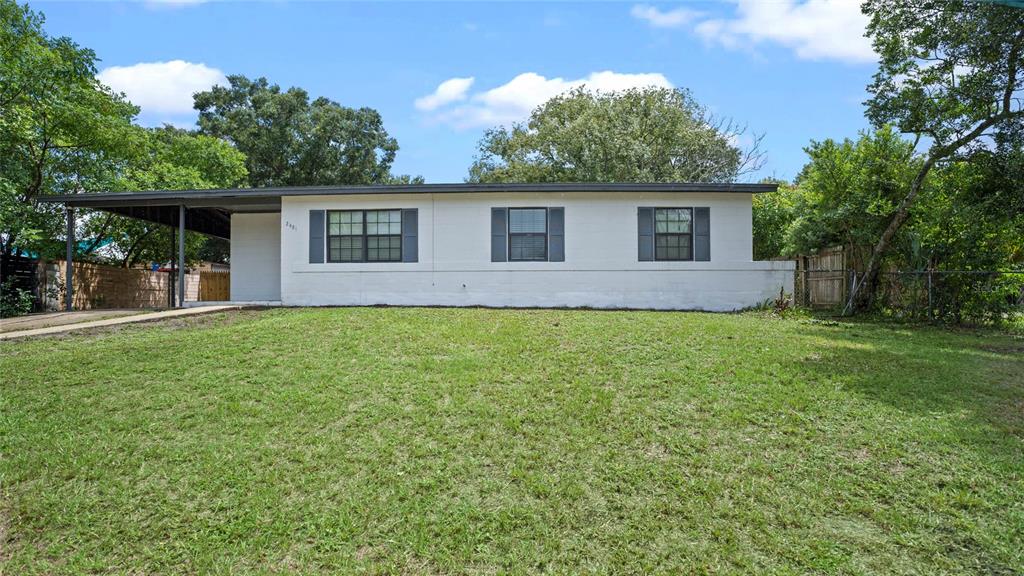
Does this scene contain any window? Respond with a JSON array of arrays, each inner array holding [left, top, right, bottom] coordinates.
[[508, 208, 547, 261], [654, 208, 693, 261], [366, 210, 402, 261], [327, 210, 402, 262]]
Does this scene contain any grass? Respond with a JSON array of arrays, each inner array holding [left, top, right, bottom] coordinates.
[[1, 308, 1022, 575]]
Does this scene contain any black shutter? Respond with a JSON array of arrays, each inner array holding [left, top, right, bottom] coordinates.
[[491, 207, 507, 262], [402, 209, 418, 262], [309, 210, 325, 263], [638, 207, 654, 261], [547, 207, 564, 262], [694, 207, 710, 261]]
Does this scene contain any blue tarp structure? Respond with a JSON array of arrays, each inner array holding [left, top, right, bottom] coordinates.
[[16, 237, 114, 259]]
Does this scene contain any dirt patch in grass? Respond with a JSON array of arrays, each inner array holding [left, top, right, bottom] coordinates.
[[978, 343, 1024, 355]]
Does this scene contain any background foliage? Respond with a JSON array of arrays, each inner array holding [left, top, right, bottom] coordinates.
[[469, 87, 762, 183], [0, 0, 139, 259], [194, 75, 402, 188]]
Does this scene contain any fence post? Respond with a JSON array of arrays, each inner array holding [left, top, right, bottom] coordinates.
[[844, 271, 857, 316], [927, 270, 933, 321], [803, 266, 810, 308]]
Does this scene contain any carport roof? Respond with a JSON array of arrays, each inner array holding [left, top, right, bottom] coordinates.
[[37, 182, 778, 240]]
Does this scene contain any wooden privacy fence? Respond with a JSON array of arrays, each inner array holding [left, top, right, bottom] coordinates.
[[44, 260, 171, 309], [39, 260, 230, 310], [794, 246, 852, 309], [199, 271, 230, 301]]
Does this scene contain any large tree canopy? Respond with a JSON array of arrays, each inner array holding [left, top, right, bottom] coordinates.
[[194, 75, 400, 187], [913, 147, 1024, 272], [0, 0, 139, 258], [852, 0, 1024, 310], [81, 126, 248, 268], [468, 87, 762, 183], [784, 127, 922, 265]]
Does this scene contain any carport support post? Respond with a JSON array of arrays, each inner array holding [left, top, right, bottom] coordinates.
[[168, 227, 175, 308], [178, 204, 186, 308], [65, 206, 74, 311]]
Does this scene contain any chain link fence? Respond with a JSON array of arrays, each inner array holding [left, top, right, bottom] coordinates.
[[871, 270, 1024, 323], [793, 247, 1024, 324], [797, 268, 1024, 323]]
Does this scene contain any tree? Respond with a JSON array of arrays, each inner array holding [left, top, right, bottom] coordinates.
[[81, 126, 248, 267], [381, 174, 426, 185], [851, 0, 1024, 311], [751, 179, 800, 260], [194, 75, 400, 187], [913, 148, 1024, 321], [916, 150, 1024, 271], [468, 87, 763, 183], [0, 0, 139, 259], [782, 126, 1023, 322], [784, 127, 923, 266]]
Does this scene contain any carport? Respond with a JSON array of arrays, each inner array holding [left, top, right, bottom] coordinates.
[[39, 189, 283, 311]]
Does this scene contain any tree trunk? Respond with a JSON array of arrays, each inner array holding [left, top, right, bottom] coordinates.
[[120, 229, 153, 268], [1, 233, 14, 259], [849, 157, 936, 312]]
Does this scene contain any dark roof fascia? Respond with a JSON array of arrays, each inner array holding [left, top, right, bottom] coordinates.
[[38, 182, 777, 207]]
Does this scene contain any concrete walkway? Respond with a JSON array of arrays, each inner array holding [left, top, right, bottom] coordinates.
[[0, 305, 240, 340], [0, 309, 152, 333]]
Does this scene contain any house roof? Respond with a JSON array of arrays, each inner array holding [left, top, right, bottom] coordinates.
[[37, 182, 777, 241]]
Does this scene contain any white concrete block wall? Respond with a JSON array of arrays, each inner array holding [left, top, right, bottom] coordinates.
[[230, 212, 281, 301], [244, 192, 794, 311]]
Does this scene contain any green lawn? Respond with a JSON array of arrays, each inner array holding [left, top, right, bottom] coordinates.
[[1, 308, 1022, 575]]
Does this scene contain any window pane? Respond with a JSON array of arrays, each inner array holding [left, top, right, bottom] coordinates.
[[510, 234, 546, 261], [367, 210, 401, 235], [329, 236, 364, 262], [509, 208, 546, 233], [656, 208, 691, 234], [655, 234, 691, 261], [667, 219, 690, 234], [328, 211, 363, 235], [367, 235, 401, 261]]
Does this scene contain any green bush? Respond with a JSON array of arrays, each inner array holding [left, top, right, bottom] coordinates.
[[0, 278, 34, 318], [933, 273, 1024, 325]]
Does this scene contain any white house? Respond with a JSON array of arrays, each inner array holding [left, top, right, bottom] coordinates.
[[45, 183, 794, 311]]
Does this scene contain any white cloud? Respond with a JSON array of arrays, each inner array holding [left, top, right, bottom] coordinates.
[[418, 71, 673, 129], [414, 77, 475, 111], [634, 0, 874, 64], [97, 60, 227, 116], [630, 4, 701, 28]]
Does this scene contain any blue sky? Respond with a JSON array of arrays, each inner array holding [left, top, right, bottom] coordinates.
[[32, 1, 878, 183]]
